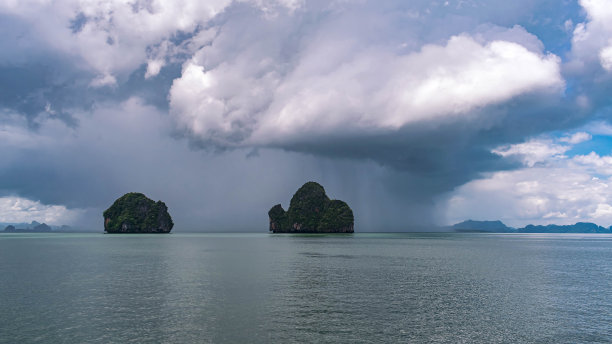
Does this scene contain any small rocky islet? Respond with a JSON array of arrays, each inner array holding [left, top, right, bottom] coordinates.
[[103, 192, 173, 233], [268, 182, 354, 233]]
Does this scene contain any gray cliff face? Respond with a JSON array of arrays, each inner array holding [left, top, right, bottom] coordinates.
[[268, 182, 354, 233]]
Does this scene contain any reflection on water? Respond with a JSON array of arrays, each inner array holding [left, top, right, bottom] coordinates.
[[1, 233, 612, 343]]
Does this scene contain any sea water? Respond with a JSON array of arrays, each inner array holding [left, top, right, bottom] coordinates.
[[1, 232, 612, 343]]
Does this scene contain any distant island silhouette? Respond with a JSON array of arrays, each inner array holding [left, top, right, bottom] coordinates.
[[452, 220, 612, 233], [2, 221, 72, 233]]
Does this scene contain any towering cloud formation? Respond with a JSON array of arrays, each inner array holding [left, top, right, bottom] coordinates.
[[170, 34, 563, 147]]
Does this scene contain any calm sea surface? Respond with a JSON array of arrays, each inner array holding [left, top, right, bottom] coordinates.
[[1, 232, 612, 343]]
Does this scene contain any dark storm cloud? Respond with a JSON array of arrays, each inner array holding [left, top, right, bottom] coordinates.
[[0, 60, 183, 127], [272, 91, 593, 201], [0, 65, 72, 125]]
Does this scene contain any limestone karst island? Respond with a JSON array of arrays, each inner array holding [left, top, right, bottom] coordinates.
[[268, 182, 354, 233], [103, 192, 173, 233]]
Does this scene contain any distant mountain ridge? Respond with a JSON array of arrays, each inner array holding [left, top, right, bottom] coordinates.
[[2, 221, 72, 233], [452, 220, 612, 233]]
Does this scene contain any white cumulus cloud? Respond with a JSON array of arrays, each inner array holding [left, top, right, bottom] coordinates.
[[444, 166, 612, 226], [444, 129, 612, 227], [170, 31, 563, 147], [559, 131, 592, 144], [0, 196, 84, 225], [492, 139, 570, 167], [570, 0, 612, 72]]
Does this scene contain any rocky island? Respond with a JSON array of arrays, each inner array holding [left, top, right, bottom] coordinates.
[[268, 182, 354, 233], [103, 192, 173, 233]]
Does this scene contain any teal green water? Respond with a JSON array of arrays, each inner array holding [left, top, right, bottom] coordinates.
[[1, 233, 612, 343]]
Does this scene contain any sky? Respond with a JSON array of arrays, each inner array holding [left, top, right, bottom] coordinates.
[[2, 0, 612, 231]]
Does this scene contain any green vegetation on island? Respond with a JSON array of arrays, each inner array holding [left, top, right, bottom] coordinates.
[[103, 192, 173, 233], [268, 182, 354, 233]]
